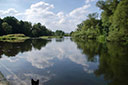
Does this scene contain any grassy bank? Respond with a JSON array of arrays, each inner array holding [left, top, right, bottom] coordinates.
[[40, 36, 63, 39], [0, 34, 30, 42]]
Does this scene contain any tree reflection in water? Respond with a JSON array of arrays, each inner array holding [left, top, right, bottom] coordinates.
[[73, 38, 128, 85], [0, 39, 51, 57]]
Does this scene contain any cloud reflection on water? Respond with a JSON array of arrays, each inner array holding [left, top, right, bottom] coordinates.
[[0, 38, 99, 84]]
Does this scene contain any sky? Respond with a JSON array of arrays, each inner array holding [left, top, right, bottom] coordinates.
[[0, 0, 100, 32]]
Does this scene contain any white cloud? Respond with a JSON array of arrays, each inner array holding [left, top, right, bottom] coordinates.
[[30, 1, 54, 10], [85, 0, 96, 3], [0, 1, 92, 32], [69, 4, 90, 17], [0, 8, 18, 18]]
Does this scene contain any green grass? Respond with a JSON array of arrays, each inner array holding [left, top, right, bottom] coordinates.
[[40, 36, 63, 39], [0, 34, 30, 42]]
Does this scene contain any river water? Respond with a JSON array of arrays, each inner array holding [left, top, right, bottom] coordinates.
[[0, 37, 128, 85]]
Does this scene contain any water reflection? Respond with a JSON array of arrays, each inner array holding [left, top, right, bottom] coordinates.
[[73, 39, 101, 62], [55, 38, 64, 42], [0, 39, 51, 57], [0, 71, 9, 84], [73, 38, 128, 85], [0, 38, 127, 85], [95, 42, 128, 85]]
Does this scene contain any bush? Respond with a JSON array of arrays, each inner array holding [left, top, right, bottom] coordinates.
[[97, 35, 106, 43]]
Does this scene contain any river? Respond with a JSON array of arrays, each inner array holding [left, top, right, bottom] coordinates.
[[0, 37, 128, 85]]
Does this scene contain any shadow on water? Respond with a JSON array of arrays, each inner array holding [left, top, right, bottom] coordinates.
[[0, 39, 51, 57], [73, 38, 128, 85]]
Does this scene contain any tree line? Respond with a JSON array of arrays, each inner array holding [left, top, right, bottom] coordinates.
[[72, 0, 128, 42], [0, 16, 65, 37]]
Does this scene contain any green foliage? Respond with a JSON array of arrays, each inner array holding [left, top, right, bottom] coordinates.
[[0, 34, 29, 42], [107, 29, 125, 41], [96, 0, 119, 15], [73, 0, 128, 42], [97, 35, 106, 43], [3, 16, 20, 33], [2, 22, 12, 34], [6, 34, 26, 37], [19, 21, 32, 36], [72, 13, 102, 39], [0, 18, 3, 35], [31, 23, 53, 37], [96, 0, 128, 41], [0, 16, 55, 37], [87, 12, 98, 19], [54, 30, 65, 36], [107, 0, 128, 41], [96, 0, 120, 37], [64, 33, 70, 36], [72, 31, 86, 39]]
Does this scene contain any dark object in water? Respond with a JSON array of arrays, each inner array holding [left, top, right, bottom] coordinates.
[[31, 79, 39, 85]]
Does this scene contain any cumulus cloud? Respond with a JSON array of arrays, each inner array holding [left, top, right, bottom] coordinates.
[[0, 8, 18, 18], [0, 1, 92, 32], [85, 0, 96, 3]]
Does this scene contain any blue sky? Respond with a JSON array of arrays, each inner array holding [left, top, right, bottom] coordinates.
[[0, 0, 100, 32]]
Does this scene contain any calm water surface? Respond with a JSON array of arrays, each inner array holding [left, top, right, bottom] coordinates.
[[0, 37, 128, 85]]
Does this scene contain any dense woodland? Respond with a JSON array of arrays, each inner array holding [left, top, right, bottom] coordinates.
[[0, 16, 65, 37], [72, 0, 128, 42]]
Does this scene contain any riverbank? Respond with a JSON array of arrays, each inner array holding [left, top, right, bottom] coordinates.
[[40, 36, 63, 39], [0, 34, 65, 43], [0, 34, 30, 43], [71, 34, 128, 45]]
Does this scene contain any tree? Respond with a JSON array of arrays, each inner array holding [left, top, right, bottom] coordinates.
[[77, 23, 84, 31], [2, 22, 12, 34], [96, 0, 120, 36], [0, 18, 4, 35], [3, 16, 20, 33], [31, 23, 53, 37], [87, 12, 98, 19], [55, 30, 65, 36], [0, 16, 54, 37], [107, 0, 128, 41], [19, 21, 32, 36], [73, 13, 101, 39]]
